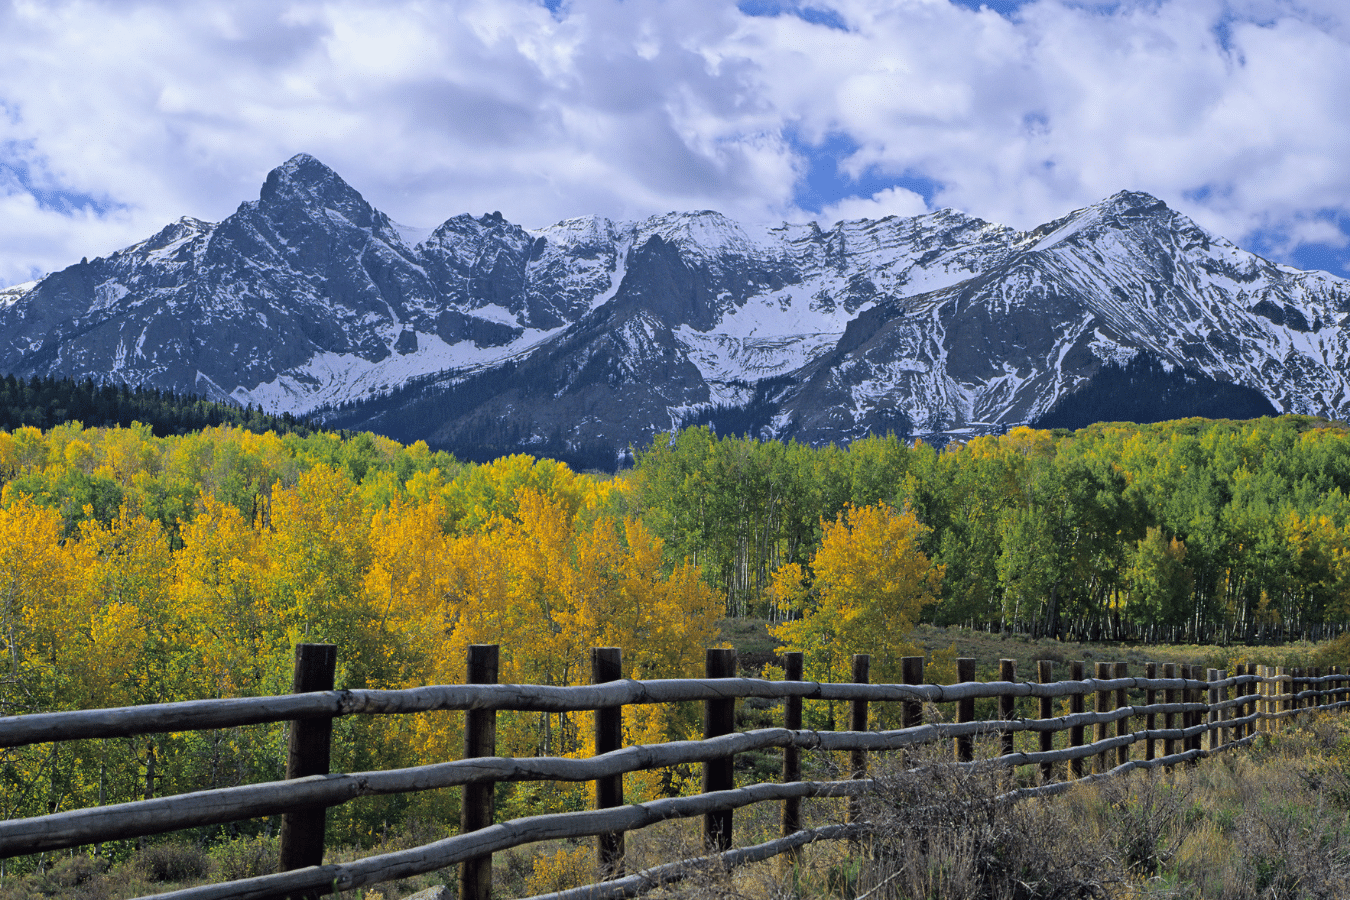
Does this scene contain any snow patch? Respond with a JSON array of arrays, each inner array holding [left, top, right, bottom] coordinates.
[[392, 221, 434, 248], [0, 281, 36, 307]]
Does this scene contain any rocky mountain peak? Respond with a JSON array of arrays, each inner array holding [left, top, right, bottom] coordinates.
[[258, 153, 375, 227]]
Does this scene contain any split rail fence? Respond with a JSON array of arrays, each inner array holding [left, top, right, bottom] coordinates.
[[0, 643, 1346, 900]]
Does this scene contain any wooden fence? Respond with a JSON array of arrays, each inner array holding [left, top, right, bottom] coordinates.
[[0, 643, 1345, 900]]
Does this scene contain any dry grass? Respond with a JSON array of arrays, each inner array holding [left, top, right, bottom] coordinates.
[[7, 713, 1350, 900], [619, 714, 1350, 900]]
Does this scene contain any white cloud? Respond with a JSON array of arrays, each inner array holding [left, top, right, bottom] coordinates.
[[0, 0, 1348, 286], [821, 186, 929, 223]]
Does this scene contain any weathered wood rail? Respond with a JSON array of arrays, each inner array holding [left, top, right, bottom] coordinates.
[[0, 645, 1344, 900]]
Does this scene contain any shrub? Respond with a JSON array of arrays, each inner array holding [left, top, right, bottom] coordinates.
[[134, 842, 212, 884], [212, 834, 279, 883]]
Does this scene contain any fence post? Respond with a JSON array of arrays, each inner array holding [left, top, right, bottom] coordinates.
[[998, 659, 1016, 758], [1180, 665, 1194, 755], [1037, 660, 1054, 781], [1163, 663, 1178, 756], [704, 648, 737, 852], [1279, 666, 1291, 723], [1248, 663, 1260, 737], [461, 644, 499, 900], [954, 658, 975, 763], [1313, 666, 1322, 711], [1268, 664, 1278, 730], [1254, 665, 1263, 732], [1069, 661, 1085, 778], [781, 651, 803, 850], [1234, 664, 1247, 739], [278, 642, 337, 882], [901, 656, 924, 729], [849, 654, 870, 826], [1186, 665, 1203, 756], [1114, 662, 1129, 767], [1252, 663, 1262, 736], [593, 647, 624, 880], [1206, 668, 1220, 751], [1094, 662, 1112, 773], [1144, 662, 1157, 761]]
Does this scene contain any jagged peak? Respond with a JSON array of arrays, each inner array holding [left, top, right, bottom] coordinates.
[[258, 153, 372, 221], [1096, 189, 1171, 217], [272, 153, 333, 181]]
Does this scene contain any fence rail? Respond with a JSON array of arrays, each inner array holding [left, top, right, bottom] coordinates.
[[0, 646, 1343, 900]]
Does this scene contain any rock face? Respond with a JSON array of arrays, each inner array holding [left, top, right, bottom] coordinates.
[[3, 156, 1348, 463]]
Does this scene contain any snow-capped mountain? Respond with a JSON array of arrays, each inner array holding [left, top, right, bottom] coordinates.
[[1, 155, 1346, 463]]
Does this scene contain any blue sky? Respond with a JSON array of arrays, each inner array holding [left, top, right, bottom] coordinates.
[[0, 0, 1347, 286]]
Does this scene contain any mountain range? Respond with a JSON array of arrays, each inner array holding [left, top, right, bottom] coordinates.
[[2, 154, 1346, 466]]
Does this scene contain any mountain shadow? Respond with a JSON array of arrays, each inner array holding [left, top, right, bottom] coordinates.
[[1033, 354, 1278, 430]]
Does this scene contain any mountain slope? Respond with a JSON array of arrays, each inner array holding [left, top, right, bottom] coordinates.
[[4, 157, 1348, 460]]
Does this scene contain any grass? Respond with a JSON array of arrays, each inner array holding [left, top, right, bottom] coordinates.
[[637, 712, 1350, 899], [8, 623, 1349, 900], [9, 716, 1350, 900], [721, 619, 1350, 682]]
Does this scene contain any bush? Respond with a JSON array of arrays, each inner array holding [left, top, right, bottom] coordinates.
[[133, 842, 212, 884], [212, 834, 279, 883]]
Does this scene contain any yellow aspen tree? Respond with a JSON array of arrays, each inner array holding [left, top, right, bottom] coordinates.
[[771, 502, 943, 699], [0, 491, 79, 712]]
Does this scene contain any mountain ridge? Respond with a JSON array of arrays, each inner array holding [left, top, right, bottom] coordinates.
[[2, 155, 1347, 461]]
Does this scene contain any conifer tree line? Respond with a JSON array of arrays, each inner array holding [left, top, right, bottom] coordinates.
[[0, 374, 316, 437]]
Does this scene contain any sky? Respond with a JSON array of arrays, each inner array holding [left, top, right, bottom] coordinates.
[[1, 0, 1349, 288]]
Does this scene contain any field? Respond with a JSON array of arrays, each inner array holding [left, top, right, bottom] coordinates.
[[5, 623, 1347, 900], [722, 618, 1347, 681]]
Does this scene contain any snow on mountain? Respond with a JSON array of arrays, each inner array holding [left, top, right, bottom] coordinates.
[[0, 281, 36, 309], [2, 155, 1347, 462]]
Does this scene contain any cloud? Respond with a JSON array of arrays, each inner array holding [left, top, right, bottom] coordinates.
[[821, 186, 929, 223], [0, 0, 1348, 286]]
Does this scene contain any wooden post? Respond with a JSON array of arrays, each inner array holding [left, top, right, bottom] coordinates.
[[998, 659, 1016, 758], [1163, 663, 1178, 756], [901, 656, 924, 729], [1114, 662, 1129, 767], [1037, 660, 1054, 781], [1094, 662, 1112, 773], [704, 648, 737, 852], [1069, 661, 1085, 778], [781, 652, 803, 847], [1313, 666, 1322, 711], [1255, 665, 1265, 733], [848, 654, 870, 826], [954, 658, 975, 763], [1247, 663, 1258, 737], [1144, 662, 1157, 761], [1278, 666, 1291, 723], [278, 642, 337, 886], [1335, 665, 1344, 710], [1179, 665, 1194, 755], [593, 647, 624, 880], [1233, 664, 1246, 739], [1206, 668, 1221, 751], [1186, 665, 1204, 755], [461, 645, 499, 900], [1264, 665, 1275, 732]]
